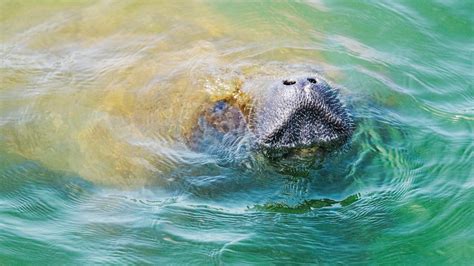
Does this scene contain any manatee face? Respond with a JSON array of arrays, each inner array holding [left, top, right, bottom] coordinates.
[[189, 75, 355, 168], [252, 76, 354, 155]]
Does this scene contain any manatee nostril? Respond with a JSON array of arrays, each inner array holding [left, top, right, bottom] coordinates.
[[307, 78, 317, 84], [283, 79, 296, 86]]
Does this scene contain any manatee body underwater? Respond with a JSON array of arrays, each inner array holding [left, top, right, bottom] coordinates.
[[187, 74, 355, 170]]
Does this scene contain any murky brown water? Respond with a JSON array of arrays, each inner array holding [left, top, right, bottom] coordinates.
[[1, 1, 336, 186]]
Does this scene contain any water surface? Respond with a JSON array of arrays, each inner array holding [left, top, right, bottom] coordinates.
[[1, 1, 473, 264]]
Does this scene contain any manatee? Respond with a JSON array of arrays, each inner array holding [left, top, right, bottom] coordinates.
[[187, 74, 355, 167]]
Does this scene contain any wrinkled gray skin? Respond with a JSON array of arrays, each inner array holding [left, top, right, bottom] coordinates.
[[253, 76, 354, 151], [190, 75, 355, 163]]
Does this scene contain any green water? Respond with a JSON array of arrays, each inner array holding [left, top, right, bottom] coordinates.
[[1, 1, 473, 264]]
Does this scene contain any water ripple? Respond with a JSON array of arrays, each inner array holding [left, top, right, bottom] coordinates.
[[0, 0, 473, 264]]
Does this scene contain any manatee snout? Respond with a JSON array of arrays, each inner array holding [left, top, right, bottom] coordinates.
[[253, 76, 354, 153], [189, 75, 354, 164]]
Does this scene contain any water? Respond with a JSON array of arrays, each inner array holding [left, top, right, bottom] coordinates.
[[1, 1, 473, 264]]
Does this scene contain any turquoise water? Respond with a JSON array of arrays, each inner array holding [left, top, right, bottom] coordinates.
[[1, 1, 473, 264]]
